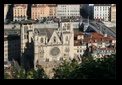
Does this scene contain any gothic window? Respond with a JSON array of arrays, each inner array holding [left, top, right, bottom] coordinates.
[[60, 57, 63, 61], [77, 50, 79, 53], [41, 38, 43, 43], [24, 35, 27, 39], [24, 26, 28, 33], [54, 36, 56, 43], [66, 36, 68, 41], [67, 23, 70, 30], [36, 60, 39, 66], [65, 47, 69, 52], [64, 24, 66, 27]]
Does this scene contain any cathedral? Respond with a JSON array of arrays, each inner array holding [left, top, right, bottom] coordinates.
[[20, 21, 74, 70]]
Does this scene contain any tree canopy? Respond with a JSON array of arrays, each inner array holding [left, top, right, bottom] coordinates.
[[4, 65, 49, 79], [4, 54, 116, 79], [53, 54, 116, 79]]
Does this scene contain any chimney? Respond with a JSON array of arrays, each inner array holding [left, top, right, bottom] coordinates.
[[94, 39, 97, 43], [101, 37, 104, 41]]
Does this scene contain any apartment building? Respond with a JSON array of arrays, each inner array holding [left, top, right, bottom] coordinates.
[[47, 4, 57, 18], [57, 4, 80, 18], [31, 4, 49, 20], [74, 32, 116, 60], [4, 35, 20, 61], [94, 4, 111, 21], [111, 4, 116, 22], [13, 4, 28, 21], [4, 4, 8, 22]]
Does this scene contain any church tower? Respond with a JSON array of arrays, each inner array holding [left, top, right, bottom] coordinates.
[[34, 34, 39, 70], [20, 21, 34, 69]]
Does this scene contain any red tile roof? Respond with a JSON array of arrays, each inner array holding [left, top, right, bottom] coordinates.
[[83, 37, 113, 43], [92, 47, 115, 51], [74, 40, 82, 46], [75, 32, 115, 43], [47, 4, 57, 7], [14, 4, 27, 8], [94, 4, 111, 6], [100, 47, 115, 50], [74, 32, 83, 37]]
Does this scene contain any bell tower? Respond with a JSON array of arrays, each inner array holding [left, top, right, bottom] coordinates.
[[20, 20, 34, 69]]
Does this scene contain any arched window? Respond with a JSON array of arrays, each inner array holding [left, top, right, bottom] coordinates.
[[64, 24, 66, 27], [24, 26, 28, 33], [54, 36, 56, 43], [41, 38, 43, 43], [67, 23, 70, 30], [66, 36, 68, 41]]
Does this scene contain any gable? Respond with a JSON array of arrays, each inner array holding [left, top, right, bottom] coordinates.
[[48, 31, 62, 45]]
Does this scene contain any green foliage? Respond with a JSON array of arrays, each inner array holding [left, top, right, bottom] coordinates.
[[5, 54, 116, 79], [4, 72, 11, 79], [10, 65, 49, 79], [53, 60, 80, 79], [53, 54, 116, 79], [43, 17, 46, 22]]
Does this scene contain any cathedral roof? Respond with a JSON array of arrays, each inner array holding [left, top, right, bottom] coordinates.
[[34, 28, 55, 39]]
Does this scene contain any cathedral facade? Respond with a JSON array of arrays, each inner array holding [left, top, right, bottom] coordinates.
[[20, 21, 74, 70]]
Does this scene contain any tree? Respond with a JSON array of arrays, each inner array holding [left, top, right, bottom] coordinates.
[[4, 72, 11, 79], [34, 65, 49, 79], [53, 60, 80, 79], [53, 54, 116, 79], [43, 17, 46, 22], [11, 65, 49, 79]]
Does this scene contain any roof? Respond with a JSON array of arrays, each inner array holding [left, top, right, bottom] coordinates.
[[58, 4, 80, 5], [83, 37, 114, 43], [61, 19, 71, 22], [47, 4, 57, 7], [34, 28, 55, 39], [74, 40, 82, 46], [32, 4, 48, 7], [4, 35, 20, 41], [14, 4, 27, 8], [21, 20, 36, 24], [94, 4, 111, 6], [74, 32, 84, 37], [74, 32, 115, 43]]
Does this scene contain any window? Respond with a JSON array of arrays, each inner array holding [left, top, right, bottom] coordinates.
[[24, 26, 28, 33], [41, 38, 43, 43], [66, 36, 68, 41], [67, 24, 70, 30], [54, 36, 56, 43], [77, 50, 79, 53], [80, 50, 82, 52], [24, 35, 27, 39]]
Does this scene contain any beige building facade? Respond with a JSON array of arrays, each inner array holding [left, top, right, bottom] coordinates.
[[4, 35, 20, 61], [31, 4, 49, 20], [20, 21, 74, 70], [13, 4, 28, 21], [111, 4, 116, 22], [4, 4, 8, 22], [48, 4, 57, 18]]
